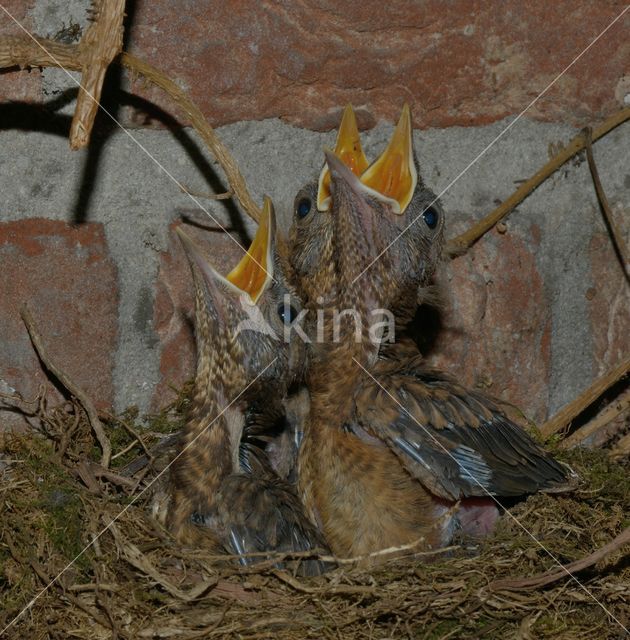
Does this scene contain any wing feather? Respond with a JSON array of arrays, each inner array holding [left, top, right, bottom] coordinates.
[[354, 364, 577, 500]]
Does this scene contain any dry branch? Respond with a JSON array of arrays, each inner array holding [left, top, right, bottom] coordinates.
[[70, 0, 126, 149], [20, 305, 112, 468], [489, 525, 630, 591], [583, 126, 630, 282], [610, 431, 630, 460], [446, 107, 630, 257], [0, 35, 261, 222], [541, 356, 630, 439], [559, 386, 630, 450]]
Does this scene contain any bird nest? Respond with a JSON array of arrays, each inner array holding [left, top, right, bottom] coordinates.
[[1, 385, 628, 640]]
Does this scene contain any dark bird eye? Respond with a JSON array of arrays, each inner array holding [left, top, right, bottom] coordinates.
[[296, 197, 312, 219], [423, 207, 439, 229], [277, 303, 298, 324]]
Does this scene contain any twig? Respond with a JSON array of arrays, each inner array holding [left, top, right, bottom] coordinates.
[[4, 530, 120, 634], [180, 184, 233, 200], [57, 407, 82, 460], [489, 525, 630, 591], [119, 432, 179, 477], [559, 386, 630, 449], [111, 437, 141, 461], [540, 356, 630, 438], [114, 414, 154, 462], [271, 570, 376, 595], [0, 36, 261, 222], [20, 305, 112, 468], [68, 582, 120, 593], [70, 0, 125, 149], [610, 431, 630, 460], [120, 51, 261, 221], [446, 107, 630, 257], [198, 542, 459, 570], [64, 591, 122, 637], [88, 461, 138, 489], [108, 520, 218, 601], [583, 126, 630, 284], [0, 389, 40, 416], [75, 460, 103, 494]]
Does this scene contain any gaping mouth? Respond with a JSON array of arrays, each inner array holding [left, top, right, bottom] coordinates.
[[226, 196, 274, 302], [360, 104, 417, 215], [317, 104, 369, 211], [317, 104, 418, 215], [177, 196, 275, 304]]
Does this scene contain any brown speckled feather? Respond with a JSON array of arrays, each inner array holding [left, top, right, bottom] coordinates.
[[353, 354, 578, 500], [167, 205, 329, 575]]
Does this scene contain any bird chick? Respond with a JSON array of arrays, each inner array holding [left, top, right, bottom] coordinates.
[[289, 104, 444, 328], [289, 106, 577, 557], [167, 197, 329, 575]]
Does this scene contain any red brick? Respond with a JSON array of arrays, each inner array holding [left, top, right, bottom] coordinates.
[[429, 227, 550, 423], [126, 0, 628, 130], [0, 219, 118, 427]]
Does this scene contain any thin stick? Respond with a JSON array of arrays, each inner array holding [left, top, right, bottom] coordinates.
[[540, 356, 630, 438], [20, 305, 112, 468], [70, 0, 126, 149], [610, 432, 630, 460], [0, 389, 40, 416], [180, 185, 233, 200], [583, 126, 630, 283], [559, 386, 630, 449], [0, 36, 261, 222], [271, 570, 376, 595], [489, 525, 630, 591], [114, 415, 154, 461], [120, 51, 261, 222], [446, 107, 630, 257]]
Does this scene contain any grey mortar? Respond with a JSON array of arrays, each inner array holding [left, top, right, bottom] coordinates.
[[0, 114, 628, 415]]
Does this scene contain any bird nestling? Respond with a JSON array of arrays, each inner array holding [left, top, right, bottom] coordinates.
[[166, 197, 329, 575], [288, 105, 577, 558], [290, 104, 444, 328]]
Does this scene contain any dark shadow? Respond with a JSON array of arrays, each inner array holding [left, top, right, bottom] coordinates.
[[118, 91, 249, 244], [0, 88, 76, 135], [406, 302, 444, 356], [0, 40, 251, 244], [69, 0, 249, 244], [567, 376, 629, 435], [179, 212, 240, 235], [71, 0, 138, 224]]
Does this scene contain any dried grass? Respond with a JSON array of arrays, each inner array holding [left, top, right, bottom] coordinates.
[[1, 388, 628, 640]]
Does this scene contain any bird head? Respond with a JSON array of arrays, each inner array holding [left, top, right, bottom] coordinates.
[[177, 196, 306, 400], [289, 105, 369, 308], [289, 105, 444, 326], [330, 104, 444, 319]]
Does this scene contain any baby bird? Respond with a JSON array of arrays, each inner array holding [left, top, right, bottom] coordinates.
[[290, 104, 443, 327], [167, 197, 328, 574], [289, 106, 576, 557]]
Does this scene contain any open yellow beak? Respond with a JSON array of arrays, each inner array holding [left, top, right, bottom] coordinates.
[[360, 104, 417, 214], [317, 104, 369, 211], [226, 196, 274, 302]]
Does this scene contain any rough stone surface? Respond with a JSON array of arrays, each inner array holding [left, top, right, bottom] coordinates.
[[431, 231, 551, 423], [0, 0, 41, 104], [0, 91, 628, 422], [2, 2, 629, 130], [0, 219, 118, 427], [126, 1, 630, 130], [588, 224, 630, 377]]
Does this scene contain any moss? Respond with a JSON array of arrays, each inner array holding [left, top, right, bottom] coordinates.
[[1, 392, 628, 639]]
